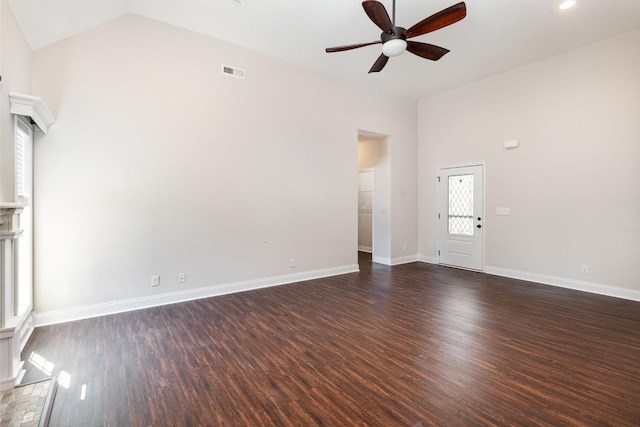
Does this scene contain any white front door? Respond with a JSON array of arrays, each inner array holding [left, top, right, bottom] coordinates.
[[438, 164, 484, 271]]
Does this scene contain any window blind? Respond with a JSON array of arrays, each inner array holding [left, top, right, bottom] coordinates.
[[16, 118, 31, 198]]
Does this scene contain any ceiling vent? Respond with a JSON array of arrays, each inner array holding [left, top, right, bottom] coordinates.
[[221, 64, 245, 79]]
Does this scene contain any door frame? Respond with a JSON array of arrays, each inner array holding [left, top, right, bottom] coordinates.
[[357, 168, 375, 254], [436, 161, 486, 271]]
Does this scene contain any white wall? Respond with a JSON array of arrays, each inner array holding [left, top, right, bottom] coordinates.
[[390, 112, 418, 263], [418, 29, 640, 292], [31, 14, 418, 317], [0, 0, 31, 202]]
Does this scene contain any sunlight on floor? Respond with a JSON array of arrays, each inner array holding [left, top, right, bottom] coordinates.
[[28, 351, 54, 376], [57, 370, 71, 389]]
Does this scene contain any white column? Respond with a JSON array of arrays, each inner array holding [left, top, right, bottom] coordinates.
[[0, 203, 34, 390]]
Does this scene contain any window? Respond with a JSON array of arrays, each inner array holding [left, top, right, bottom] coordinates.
[[15, 118, 30, 199], [15, 116, 33, 316], [448, 174, 474, 236]]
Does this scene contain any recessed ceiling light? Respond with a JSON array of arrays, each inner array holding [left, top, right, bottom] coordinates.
[[559, 0, 576, 10]]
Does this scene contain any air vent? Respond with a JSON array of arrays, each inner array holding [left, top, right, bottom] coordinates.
[[221, 64, 245, 79]]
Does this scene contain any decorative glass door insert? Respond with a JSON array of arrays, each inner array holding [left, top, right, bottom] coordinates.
[[448, 174, 473, 236]]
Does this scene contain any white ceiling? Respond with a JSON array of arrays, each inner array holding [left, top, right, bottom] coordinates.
[[8, 0, 640, 99]]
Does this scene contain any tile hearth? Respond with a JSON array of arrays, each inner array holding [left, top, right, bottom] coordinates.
[[0, 380, 51, 426]]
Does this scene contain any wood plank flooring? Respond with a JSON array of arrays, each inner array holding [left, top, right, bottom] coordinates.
[[21, 253, 640, 426]]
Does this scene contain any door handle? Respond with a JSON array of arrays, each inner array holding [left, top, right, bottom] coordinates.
[[476, 224, 482, 228]]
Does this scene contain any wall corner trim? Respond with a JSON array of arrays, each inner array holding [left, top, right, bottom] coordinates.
[[391, 255, 418, 266], [9, 93, 55, 134], [417, 254, 438, 264], [372, 256, 392, 266], [33, 264, 360, 327]]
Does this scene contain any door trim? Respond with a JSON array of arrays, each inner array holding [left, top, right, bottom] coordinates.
[[436, 161, 486, 271], [357, 168, 374, 254]]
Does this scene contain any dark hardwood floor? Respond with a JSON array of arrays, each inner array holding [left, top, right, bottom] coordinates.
[[22, 253, 640, 426]]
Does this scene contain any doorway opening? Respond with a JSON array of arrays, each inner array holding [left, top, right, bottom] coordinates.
[[357, 131, 390, 265]]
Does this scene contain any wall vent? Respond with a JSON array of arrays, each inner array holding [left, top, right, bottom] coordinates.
[[221, 64, 245, 79]]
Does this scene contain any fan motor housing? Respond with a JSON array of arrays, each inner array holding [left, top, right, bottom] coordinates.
[[381, 27, 407, 42]]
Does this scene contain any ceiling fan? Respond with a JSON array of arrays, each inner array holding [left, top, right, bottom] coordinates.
[[326, 0, 467, 73]]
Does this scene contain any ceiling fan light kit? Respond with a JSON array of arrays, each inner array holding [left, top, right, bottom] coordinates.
[[382, 38, 407, 57], [326, 0, 467, 73], [559, 0, 577, 10]]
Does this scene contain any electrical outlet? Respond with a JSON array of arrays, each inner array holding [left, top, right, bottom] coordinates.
[[178, 273, 186, 283], [151, 275, 160, 287], [289, 258, 296, 268], [402, 244, 407, 252], [581, 265, 590, 275]]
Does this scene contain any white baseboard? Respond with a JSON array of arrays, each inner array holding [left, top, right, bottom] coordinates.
[[391, 255, 418, 266], [417, 257, 640, 303], [358, 246, 372, 253], [485, 265, 640, 302], [34, 264, 360, 327], [417, 254, 438, 264], [18, 312, 34, 351]]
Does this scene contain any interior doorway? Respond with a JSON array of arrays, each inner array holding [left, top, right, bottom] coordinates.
[[357, 131, 390, 265]]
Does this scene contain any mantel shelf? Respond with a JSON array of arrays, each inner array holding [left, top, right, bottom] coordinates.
[[9, 93, 55, 134], [0, 203, 27, 218], [0, 202, 27, 209], [0, 203, 26, 234]]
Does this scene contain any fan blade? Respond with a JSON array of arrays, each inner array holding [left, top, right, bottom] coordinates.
[[368, 54, 389, 73], [326, 41, 382, 53], [405, 2, 467, 39], [362, 1, 394, 34], [406, 41, 450, 61]]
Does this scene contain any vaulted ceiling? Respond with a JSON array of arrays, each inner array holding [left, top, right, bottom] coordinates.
[[8, 0, 640, 99]]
